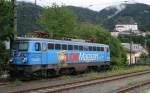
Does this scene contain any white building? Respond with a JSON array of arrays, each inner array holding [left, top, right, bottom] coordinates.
[[115, 23, 138, 33], [122, 43, 147, 64], [111, 32, 119, 37]]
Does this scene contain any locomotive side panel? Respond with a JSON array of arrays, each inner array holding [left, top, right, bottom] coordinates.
[[10, 37, 110, 78]]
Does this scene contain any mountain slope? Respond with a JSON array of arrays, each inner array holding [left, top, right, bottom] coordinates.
[[17, 2, 43, 36], [17, 2, 150, 36], [98, 3, 150, 31], [66, 6, 98, 24]]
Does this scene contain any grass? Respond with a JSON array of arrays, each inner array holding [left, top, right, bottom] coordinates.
[[81, 66, 150, 78], [57, 66, 150, 80], [58, 75, 72, 80], [127, 79, 138, 85], [13, 79, 23, 86]]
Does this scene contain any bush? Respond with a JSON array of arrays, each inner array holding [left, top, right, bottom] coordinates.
[[0, 41, 9, 75]]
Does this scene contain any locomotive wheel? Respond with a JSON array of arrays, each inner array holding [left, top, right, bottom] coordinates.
[[32, 70, 43, 79]]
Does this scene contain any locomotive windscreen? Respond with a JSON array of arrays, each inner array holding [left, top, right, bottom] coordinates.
[[12, 41, 28, 51]]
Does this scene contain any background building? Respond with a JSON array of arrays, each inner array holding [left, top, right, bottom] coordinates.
[[122, 43, 148, 64]]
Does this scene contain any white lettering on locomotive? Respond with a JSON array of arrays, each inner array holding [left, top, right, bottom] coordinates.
[[79, 53, 98, 62]]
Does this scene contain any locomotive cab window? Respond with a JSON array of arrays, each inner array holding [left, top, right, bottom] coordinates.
[[42, 43, 47, 51], [35, 43, 41, 51], [13, 41, 29, 51]]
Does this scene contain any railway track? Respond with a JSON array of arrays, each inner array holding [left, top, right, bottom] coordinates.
[[111, 80, 150, 93], [10, 69, 150, 93], [0, 80, 9, 87]]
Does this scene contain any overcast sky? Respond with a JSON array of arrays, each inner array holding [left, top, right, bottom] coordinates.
[[17, 0, 150, 11]]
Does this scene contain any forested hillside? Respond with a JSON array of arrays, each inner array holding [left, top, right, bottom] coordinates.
[[66, 6, 98, 24], [98, 3, 150, 31], [17, 2, 43, 35], [17, 2, 150, 35]]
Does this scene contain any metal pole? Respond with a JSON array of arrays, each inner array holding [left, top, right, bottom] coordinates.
[[12, 0, 17, 38], [129, 29, 132, 65], [35, 0, 37, 5]]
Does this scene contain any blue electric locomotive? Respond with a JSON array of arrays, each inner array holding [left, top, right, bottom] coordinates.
[[9, 37, 110, 78]]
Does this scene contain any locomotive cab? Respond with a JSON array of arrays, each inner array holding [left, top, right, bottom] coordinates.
[[9, 38, 48, 78], [10, 41, 29, 64], [9, 37, 110, 79]]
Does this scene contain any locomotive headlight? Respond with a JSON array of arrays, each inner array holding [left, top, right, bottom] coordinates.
[[22, 57, 27, 63], [9, 58, 13, 63]]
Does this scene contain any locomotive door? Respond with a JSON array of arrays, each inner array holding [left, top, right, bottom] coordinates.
[[42, 43, 48, 64]]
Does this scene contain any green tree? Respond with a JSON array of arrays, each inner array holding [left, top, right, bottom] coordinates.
[[74, 23, 127, 66], [0, 0, 13, 74], [118, 34, 145, 45], [140, 53, 149, 59], [38, 4, 76, 38], [0, 0, 14, 41]]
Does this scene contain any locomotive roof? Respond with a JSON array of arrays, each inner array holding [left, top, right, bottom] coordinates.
[[16, 37, 109, 47]]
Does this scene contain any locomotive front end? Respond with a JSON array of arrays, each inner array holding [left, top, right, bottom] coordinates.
[[9, 39, 32, 78]]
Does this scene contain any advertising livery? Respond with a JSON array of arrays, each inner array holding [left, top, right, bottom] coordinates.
[[10, 37, 110, 78]]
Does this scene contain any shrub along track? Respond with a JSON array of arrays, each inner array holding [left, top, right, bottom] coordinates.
[[10, 69, 150, 93]]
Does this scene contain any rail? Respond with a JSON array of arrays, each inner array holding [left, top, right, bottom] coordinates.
[[10, 69, 150, 93]]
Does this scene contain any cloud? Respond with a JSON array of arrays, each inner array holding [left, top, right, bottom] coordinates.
[[17, 0, 150, 11]]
